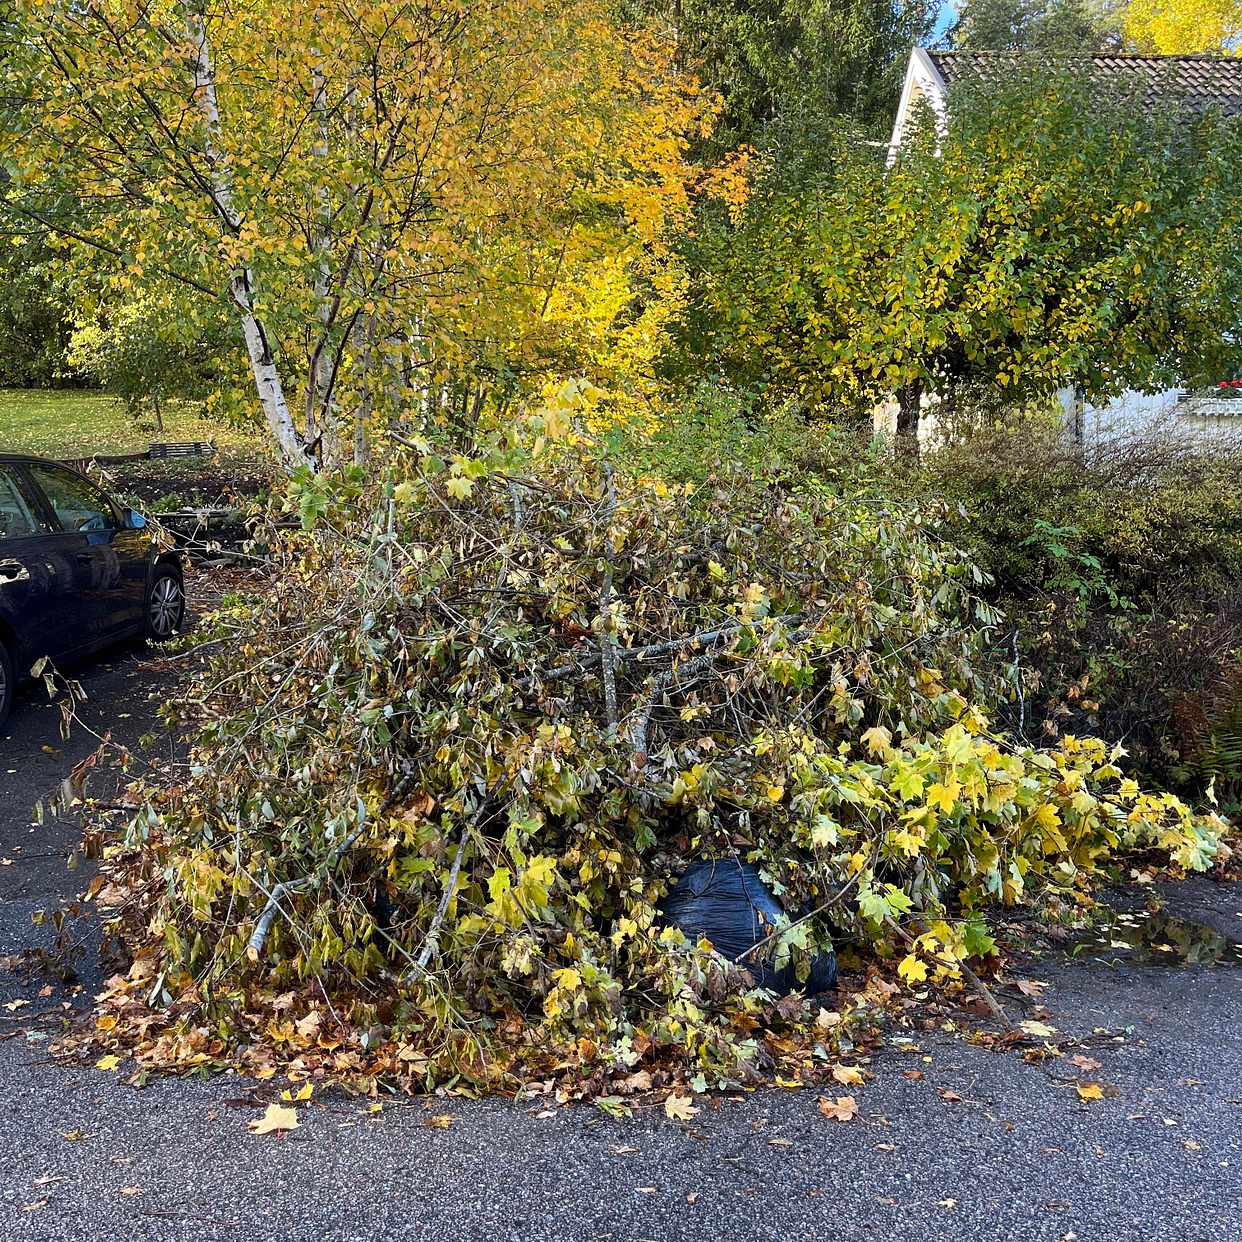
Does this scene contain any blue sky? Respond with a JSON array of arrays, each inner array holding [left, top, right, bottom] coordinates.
[[931, 2, 958, 44]]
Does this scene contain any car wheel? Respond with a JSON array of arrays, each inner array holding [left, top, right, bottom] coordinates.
[[0, 638, 13, 727], [145, 566, 185, 641]]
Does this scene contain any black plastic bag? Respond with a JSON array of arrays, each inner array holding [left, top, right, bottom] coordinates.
[[660, 859, 837, 994]]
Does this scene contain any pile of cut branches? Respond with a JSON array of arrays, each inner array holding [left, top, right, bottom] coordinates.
[[85, 429, 1224, 1093]]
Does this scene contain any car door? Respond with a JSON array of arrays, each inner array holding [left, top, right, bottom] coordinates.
[[22, 462, 141, 641], [0, 463, 84, 668]]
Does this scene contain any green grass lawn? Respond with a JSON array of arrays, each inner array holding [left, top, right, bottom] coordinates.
[[0, 388, 262, 458]]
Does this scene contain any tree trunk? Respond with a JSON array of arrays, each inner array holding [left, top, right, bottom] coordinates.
[[151, 393, 164, 433], [186, 9, 308, 471], [305, 55, 337, 465], [895, 381, 922, 459]]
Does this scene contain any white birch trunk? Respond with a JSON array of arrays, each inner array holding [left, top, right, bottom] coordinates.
[[186, 10, 308, 470], [307, 55, 338, 463]]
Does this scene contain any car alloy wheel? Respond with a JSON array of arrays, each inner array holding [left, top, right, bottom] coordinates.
[[148, 573, 184, 639]]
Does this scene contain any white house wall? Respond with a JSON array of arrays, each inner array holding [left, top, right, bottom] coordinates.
[[1077, 387, 1242, 452]]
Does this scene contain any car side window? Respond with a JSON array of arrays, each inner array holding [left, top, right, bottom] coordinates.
[[0, 466, 46, 541], [26, 464, 117, 535]]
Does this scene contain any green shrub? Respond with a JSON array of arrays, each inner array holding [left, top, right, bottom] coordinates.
[[915, 429, 1242, 794]]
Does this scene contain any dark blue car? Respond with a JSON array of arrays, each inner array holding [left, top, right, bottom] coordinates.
[[0, 454, 184, 724]]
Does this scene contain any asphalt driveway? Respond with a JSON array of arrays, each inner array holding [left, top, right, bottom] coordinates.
[[0, 650, 1238, 1242]]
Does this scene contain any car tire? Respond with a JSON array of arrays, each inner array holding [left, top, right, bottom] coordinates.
[[0, 638, 13, 728], [145, 565, 185, 642]]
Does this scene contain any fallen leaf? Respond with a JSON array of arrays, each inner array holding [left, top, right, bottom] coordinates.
[[1183, 1139, 1202, 1152], [636, 1186, 657, 1194], [3, 999, 29, 1012], [1076, 1083, 1104, 1102], [21, 1199, 48, 1213], [295, 1012, 322, 1039], [95, 1014, 117, 1032], [119, 1187, 142, 1197], [832, 1064, 864, 1086], [817, 1094, 858, 1123], [60, 1129, 94, 1142], [939, 1198, 957, 1210], [247, 1104, 299, 1136], [664, 1093, 698, 1122], [686, 1192, 699, 1204], [1015, 979, 1048, 997], [610, 1144, 640, 1155], [425, 1114, 456, 1129], [902, 1069, 924, 1081], [95, 1055, 121, 1072], [769, 1137, 793, 1147], [281, 1082, 313, 1102], [1070, 1055, 1102, 1073], [1020, 1019, 1057, 1039]]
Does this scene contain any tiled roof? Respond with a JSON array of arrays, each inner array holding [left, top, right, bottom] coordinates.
[[927, 51, 1242, 115]]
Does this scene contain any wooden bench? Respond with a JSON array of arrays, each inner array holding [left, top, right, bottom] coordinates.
[[147, 441, 216, 461]]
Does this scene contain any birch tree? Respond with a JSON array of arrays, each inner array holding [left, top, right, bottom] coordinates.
[[2, 0, 711, 469]]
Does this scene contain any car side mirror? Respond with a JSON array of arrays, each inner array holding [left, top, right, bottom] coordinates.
[[123, 507, 147, 530]]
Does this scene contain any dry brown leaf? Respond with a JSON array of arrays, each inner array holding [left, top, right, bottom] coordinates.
[[425, 1114, 456, 1129], [295, 1012, 322, 1039], [831, 1064, 864, 1086], [1070, 1055, 1102, 1073], [623, 1069, 653, 1093], [817, 1094, 858, 1123]]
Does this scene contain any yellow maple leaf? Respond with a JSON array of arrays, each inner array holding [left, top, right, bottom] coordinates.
[[927, 781, 960, 814], [860, 725, 892, 757], [897, 952, 929, 983], [94, 1054, 121, 1072], [1076, 1082, 1104, 1101], [248, 1104, 299, 1136], [664, 1093, 699, 1121]]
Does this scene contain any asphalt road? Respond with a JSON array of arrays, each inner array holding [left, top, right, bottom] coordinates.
[[0, 652, 1239, 1242], [0, 641, 179, 996]]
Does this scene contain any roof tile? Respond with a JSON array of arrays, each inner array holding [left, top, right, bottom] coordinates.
[[927, 50, 1242, 115]]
